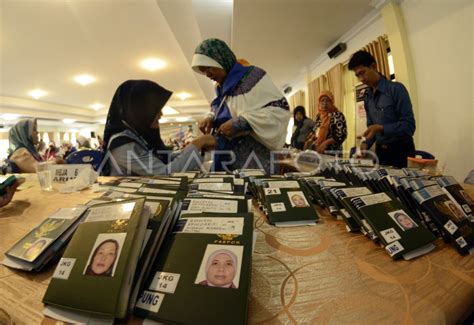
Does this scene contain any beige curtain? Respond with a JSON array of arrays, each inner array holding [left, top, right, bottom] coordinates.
[[288, 90, 305, 111], [326, 63, 344, 109], [362, 36, 390, 79], [307, 75, 327, 119]]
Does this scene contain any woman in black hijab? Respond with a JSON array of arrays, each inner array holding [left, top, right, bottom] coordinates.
[[101, 80, 215, 176]]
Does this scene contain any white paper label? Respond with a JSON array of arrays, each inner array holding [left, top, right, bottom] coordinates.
[[345, 225, 351, 232], [150, 272, 181, 294], [462, 204, 472, 213], [198, 183, 232, 191], [443, 220, 458, 235], [455, 236, 467, 248], [271, 202, 286, 212], [194, 178, 224, 183], [234, 179, 244, 185], [181, 217, 244, 235], [118, 182, 142, 188], [147, 179, 180, 185], [267, 181, 299, 189], [340, 187, 372, 197], [136, 291, 164, 313], [359, 193, 392, 206], [340, 209, 351, 219], [264, 188, 281, 196], [49, 165, 91, 183], [380, 228, 402, 244], [138, 188, 176, 194], [186, 199, 238, 213], [85, 202, 135, 222], [385, 241, 405, 257], [52, 258, 76, 280]]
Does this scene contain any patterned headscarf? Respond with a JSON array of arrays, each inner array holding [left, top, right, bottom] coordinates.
[[316, 90, 338, 146], [192, 38, 237, 73], [8, 118, 42, 161]]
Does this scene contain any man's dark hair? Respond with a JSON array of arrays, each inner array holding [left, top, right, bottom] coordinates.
[[348, 50, 376, 70]]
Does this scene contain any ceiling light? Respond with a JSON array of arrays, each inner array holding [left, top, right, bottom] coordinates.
[[162, 106, 179, 115], [176, 117, 191, 122], [159, 118, 169, 124], [90, 103, 105, 110], [140, 58, 167, 71], [1, 113, 20, 121], [74, 74, 96, 86], [176, 92, 191, 100], [63, 119, 75, 124], [29, 89, 48, 99]]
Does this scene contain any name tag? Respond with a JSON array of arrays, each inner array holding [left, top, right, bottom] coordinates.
[[150, 272, 181, 294], [264, 188, 281, 195], [455, 236, 467, 248], [271, 202, 286, 212], [380, 228, 402, 244], [444, 220, 458, 235], [136, 291, 164, 313], [52, 258, 76, 280]]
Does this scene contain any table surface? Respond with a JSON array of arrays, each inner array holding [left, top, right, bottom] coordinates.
[[0, 175, 473, 324]]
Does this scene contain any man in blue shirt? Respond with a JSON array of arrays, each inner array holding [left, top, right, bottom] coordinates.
[[349, 50, 416, 168]]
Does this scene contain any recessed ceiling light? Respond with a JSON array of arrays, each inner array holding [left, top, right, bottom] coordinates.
[[90, 103, 105, 110], [162, 106, 179, 115], [140, 58, 166, 71], [29, 89, 48, 99], [176, 92, 191, 100], [74, 74, 96, 86], [1, 113, 20, 121], [63, 118, 75, 124]]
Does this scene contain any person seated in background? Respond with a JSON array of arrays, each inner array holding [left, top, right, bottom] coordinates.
[[102, 79, 216, 176], [7, 118, 44, 173], [192, 38, 290, 173], [290, 106, 315, 150], [304, 91, 347, 154]]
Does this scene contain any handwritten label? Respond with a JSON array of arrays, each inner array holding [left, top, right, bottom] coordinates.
[[380, 228, 402, 244], [150, 272, 181, 294], [443, 220, 458, 235], [271, 202, 286, 212], [181, 217, 243, 235], [52, 258, 76, 280], [136, 291, 164, 313], [385, 241, 404, 257], [85, 202, 135, 222], [455, 236, 467, 248], [264, 188, 281, 196], [185, 199, 238, 213]]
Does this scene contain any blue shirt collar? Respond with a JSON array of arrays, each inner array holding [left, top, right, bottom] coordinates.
[[368, 75, 389, 96]]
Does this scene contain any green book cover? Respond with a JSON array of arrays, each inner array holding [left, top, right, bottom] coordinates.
[[43, 198, 148, 318], [134, 212, 253, 324], [352, 192, 436, 260], [332, 187, 373, 232], [263, 187, 319, 226], [6, 206, 87, 263], [413, 185, 474, 255]]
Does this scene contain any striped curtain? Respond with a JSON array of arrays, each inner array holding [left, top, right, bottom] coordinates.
[[362, 36, 390, 79], [307, 75, 328, 119], [288, 90, 305, 111]]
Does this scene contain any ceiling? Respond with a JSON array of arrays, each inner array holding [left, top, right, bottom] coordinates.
[[0, 0, 376, 130]]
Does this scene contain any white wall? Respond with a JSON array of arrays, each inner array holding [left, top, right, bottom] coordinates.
[[289, 13, 385, 97], [401, 0, 473, 180]]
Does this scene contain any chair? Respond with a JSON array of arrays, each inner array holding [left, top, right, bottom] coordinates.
[[65, 150, 103, 171], [414, 150, 435, 160]]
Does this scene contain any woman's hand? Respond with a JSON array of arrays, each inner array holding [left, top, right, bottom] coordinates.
[[216, 120, 234, 137], [0, 181, 19, 208], [199, 116, 214, 135], [191, 135, 216, 151]]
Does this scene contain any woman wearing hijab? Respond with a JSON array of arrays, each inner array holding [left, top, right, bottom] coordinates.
[[198, 249, 238, 288], [102, 79, 216, 176], [304, 91, 347, 154], [290, 106, 315, 150], [192, 38, 290, 173], [7, 118, 43, 173]]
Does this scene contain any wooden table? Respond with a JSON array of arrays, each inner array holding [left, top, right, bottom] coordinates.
[[1, 176, 473, 324]]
